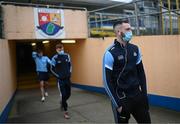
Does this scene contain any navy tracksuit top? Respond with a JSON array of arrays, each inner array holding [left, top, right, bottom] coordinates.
[[51, 52, 72, 79], [103, 39, 147, 108]]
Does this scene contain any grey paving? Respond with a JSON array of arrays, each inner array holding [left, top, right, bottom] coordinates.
[[7, 87, 180, 123]]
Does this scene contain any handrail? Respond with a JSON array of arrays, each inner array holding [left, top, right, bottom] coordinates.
[[89, 9, 180, 24]]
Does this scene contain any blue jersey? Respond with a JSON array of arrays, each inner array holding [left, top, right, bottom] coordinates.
[[32, 52, 51, 72]]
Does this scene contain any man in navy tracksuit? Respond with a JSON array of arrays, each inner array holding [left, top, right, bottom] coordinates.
[[103, 19, 151, 123], [51, 43, 71, 119]]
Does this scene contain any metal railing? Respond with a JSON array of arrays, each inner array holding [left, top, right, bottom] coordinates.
[[0, 0, 179, 38], [88, 0, 180, 37]]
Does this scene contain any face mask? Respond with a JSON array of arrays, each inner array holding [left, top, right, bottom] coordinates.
[[58, 50, 64, 54], [122, 31, 133, 42], [37, 54, 42, 57]]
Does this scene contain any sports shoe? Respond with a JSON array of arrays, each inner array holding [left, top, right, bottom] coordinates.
[[45, 92, 48, 97], [64, 111, 70, 119], [41, 96, 45, 102]]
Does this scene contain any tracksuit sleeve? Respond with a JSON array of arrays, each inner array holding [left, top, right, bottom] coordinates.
[[46, 57, 52, 65], [50, 56, 59, 78], [136, 48, 147, 95], [68, 54, 72, 73], [32, 52, 37, 59], [103, 51, 121, 108]]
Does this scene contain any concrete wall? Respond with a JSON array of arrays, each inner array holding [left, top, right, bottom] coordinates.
[[61, 35, 180, 98], [0, 40, 16, 115], [2, 5, 88, 39]]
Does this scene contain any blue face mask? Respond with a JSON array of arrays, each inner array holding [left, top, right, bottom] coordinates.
[[122, 31, 133, 42], [37, 54, 42, 57], [58, 50, 64, 54]]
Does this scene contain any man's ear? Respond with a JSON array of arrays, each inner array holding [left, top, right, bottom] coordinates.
[[121, 32, 125, 37], [117, 30, 121, 35]]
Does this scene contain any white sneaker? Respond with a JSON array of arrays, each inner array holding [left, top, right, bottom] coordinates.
[[41, 96, 45, 102], [64, 112, 70, 119], [45, 92, 48, 97]]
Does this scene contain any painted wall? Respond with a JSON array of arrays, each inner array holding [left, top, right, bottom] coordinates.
[[0, 36, 179, 115], [61, 36, 180, 98], [133, 35, 180, 98], [0, 3, 179, 114], [0, 40, 16, 115], [2, 5, 88, 39]]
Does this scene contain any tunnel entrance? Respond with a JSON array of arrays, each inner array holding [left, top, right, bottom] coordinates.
[[16, 42, 35, 74], [15, 39, 85, 90], [15, 40, 74, 90], [16, 41, 38, 90], [16, 40, 58, 90]]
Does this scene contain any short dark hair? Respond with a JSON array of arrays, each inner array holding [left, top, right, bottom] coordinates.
[[56, 43, 63, 49], [113, 19, 129, 29]]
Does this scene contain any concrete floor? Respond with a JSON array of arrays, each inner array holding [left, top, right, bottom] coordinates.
[[8, 86, 180, 123]]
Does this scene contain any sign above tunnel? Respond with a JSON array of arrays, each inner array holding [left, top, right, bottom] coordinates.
[[34, 8, 65, 39]]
